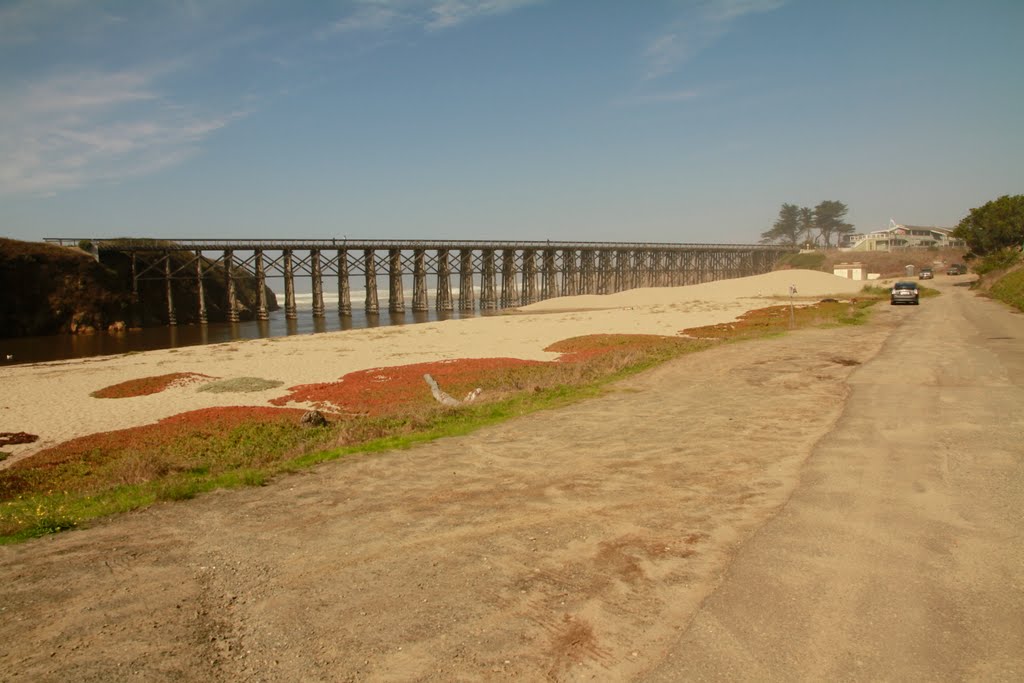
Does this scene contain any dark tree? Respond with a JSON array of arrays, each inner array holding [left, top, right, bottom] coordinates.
[[761, 203, 801, 245], [814, 200, 854, 248], [798, 206, 815, 247], [953, 194, 1024, 256]]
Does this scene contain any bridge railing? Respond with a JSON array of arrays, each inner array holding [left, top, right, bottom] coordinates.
[[45, 237, 789, 252]]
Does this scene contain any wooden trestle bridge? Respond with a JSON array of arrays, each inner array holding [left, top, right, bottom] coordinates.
[[45, 239, 794, 325]]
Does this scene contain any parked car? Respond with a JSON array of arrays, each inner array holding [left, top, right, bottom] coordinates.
[[919, 267, 934, 280], [947, 263, 966, 275], [891, 281, 920, 305]]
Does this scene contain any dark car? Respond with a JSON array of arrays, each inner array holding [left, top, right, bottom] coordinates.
[[891, 281, 920, 305], [919, 267, 934, 280], [947, 264, 966, 275]]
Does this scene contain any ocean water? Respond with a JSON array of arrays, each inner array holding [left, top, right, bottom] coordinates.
[[1, 288, 493, 366]]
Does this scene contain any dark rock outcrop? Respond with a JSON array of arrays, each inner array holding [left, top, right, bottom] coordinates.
[[0, 238, 279, 338]]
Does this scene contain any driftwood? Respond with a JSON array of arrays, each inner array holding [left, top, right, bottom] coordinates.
[[0, 432, 38, 446], [423, 374, 482, 407]]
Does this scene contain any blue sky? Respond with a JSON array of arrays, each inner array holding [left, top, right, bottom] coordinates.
[[2, 0, 1022, 244]]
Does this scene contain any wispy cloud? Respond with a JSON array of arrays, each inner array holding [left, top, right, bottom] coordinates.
[[615, 89, 703, 106], [425, 0, 544, 30], [643, 0, 787, 79], [321, 0, 544, 37], [0, 69, 247, 196]]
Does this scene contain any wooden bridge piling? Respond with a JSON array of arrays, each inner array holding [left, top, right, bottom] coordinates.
[[500, 249, 518, 307], [224, 250, 239, 323], [480, 249, 497, 310], [255, 249, 269, 320], [337, 249, 351, 315], [388, 248, 404, 313], [436, 249, 453, 311], [283, 250, 296, 320], [542, 249, 557, 300], [311, 249, 325, 318], [164, 253, 176, 326], [196, 250, 208, 325], [412, 249, 428, 312], [363, 249, 379, 314], [458, 249, 474, 311]]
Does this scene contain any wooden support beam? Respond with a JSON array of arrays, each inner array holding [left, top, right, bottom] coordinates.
[[196, 250, 208, 324], [225, 249, 239, 322], [283, 249, 297, 320], [164, 252, 176, 326], [337, 250, 351, 315], [500, 249, 519, 307], [562, 250, 578, 296], [580, 250, 595, 294], [388, 248, 405, 313], [364, 249, 379, 314], [311, 249, 325, 318], [255, 249, 269, 320], [521, 249, 538, 305], [542, 249, 557, 300], [412, 249, 428, 312], [480, 249, 497, 310], [435, 250, 453, 311], [458, 249, 475, 311]]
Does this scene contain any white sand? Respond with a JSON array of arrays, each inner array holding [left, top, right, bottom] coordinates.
[[0, 270, 864, 465]]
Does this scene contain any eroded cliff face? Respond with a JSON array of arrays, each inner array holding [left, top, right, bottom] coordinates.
[[0, 239, 130, 337], [0, 239, 279, 338]]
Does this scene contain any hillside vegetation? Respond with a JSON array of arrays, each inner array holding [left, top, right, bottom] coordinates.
[[776, 248, 966, 278]]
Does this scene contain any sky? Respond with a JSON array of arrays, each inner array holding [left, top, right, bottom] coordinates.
[[2, 0, 1022, 245]]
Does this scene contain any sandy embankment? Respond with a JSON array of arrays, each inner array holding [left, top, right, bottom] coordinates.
[[0, 270, 864, 465]]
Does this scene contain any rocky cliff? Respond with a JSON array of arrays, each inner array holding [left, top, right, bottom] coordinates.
[[0, 238, 279, 338]]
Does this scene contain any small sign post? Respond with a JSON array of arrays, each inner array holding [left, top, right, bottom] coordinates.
[[789, 284, 797, 329]]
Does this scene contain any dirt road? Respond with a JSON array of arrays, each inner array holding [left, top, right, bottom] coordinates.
[[645, 280, 1024, 681], [1, 280, 1021, 681]]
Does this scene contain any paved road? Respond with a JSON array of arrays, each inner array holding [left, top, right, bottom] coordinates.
[[645, 280, 1024, 681]]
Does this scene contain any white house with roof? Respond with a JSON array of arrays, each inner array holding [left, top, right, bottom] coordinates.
[[842, 220, 965, 251]]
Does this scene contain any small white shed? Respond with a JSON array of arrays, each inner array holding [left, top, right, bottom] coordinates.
[[833, 262, 865, 281]]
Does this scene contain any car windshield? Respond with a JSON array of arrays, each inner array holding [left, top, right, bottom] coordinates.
[[893, 282, 917, 290]]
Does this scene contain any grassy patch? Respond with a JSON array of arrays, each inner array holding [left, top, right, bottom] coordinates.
[[990, 267, 1024, 312], [682, 298, 880, 340], [1, 304, 879, 544], [776, 252, 827, 270], [197, 377, 284, 393]]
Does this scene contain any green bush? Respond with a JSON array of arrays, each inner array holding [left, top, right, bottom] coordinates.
[[973, 249, 1022, 275]]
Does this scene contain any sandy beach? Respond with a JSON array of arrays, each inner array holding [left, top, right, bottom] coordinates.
[[0, 269, 864, 465]]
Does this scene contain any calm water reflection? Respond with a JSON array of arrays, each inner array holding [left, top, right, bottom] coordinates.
[[1, 307, 482, 366]]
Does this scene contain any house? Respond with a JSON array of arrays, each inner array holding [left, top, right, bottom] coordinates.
[[842, 221, 965, 251]]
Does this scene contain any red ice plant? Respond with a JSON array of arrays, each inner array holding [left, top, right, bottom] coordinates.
[[269, 334, 689, 416], [270, 357, 547, 416], [90, 372, 214, 399]]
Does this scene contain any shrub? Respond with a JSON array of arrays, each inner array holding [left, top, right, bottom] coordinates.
[[973, 249, 1022, 276]]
